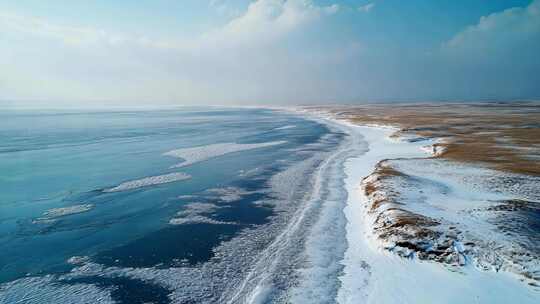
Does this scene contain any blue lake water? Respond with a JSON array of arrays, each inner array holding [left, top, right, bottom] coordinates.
[[0, 108, 353, 303]]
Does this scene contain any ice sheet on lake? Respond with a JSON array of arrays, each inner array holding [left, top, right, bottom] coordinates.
[[164, 141, 287, 168]]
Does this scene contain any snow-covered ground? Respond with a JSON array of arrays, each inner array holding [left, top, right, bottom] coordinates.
[[333, 120, 540, 303]]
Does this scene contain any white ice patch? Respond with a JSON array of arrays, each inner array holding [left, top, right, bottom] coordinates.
[[176, 202, 220, 215], [169, 215, 235, 225], [238, 167, 263, 178], [169, 202, 234, 225], [274, 125, 296, 130], [33, 204, 94, 223], [205, 187, 253, 203], [104, 172, 191, 192], [43, 204, 94, 218], [163, 141, 287, 168], [0, 276, 114, 304], [67, 256, 91, 265]]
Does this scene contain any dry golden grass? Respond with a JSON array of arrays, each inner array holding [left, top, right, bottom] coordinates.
[[311, 102, 540, 176]]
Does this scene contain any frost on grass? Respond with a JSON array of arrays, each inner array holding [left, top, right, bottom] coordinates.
[[363, 158, 540, 285], [67, 256, 91, 265]]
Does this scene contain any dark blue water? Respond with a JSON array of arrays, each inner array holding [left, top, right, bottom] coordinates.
[[0, 108, 334, 303]]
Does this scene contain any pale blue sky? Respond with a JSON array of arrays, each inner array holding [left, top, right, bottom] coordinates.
[[1, 0, 539, 106]]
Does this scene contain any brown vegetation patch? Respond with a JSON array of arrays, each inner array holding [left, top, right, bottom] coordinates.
[[308, 102, 540, 175], [374, 161, 405, 177], [363, 161, 407, 213], [362, 161, 470, 266], [364, 182, 378, 196]]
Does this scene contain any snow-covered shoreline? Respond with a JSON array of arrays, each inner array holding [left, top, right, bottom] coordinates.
[[315, 113, 540, 303]]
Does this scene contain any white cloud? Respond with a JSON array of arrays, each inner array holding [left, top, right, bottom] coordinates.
[[0, 12, 123, 47], [0, 11, 189, 51], [0, 0, 345, 106], [2, 0, 537, 106], [358, 2, 375, 13], [207, 0, 338, 46], [446, 0, 540, 50], [209, 0, 242, 18], [2, 0, 339, 50], [429, 0, 540, 100]]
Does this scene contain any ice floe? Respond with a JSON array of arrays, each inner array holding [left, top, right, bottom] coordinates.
[[169, 202, 235, 225], [205, 187, 253, 203], [104, 172, 191, 192], [176, 202, 220, 215], [67, 256, 91, 265], [43, 204, 93, 218], [33, 204, 94, 224], [169, 215, 235, 225], [164, 141, 287, 168], [274, 125, 296, 130]]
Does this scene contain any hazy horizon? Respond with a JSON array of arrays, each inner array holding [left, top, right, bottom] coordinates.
[[2, 98, 540, 111], [2, 0, 540, 107]]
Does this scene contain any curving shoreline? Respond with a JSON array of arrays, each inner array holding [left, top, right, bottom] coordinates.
[[308, 110, 540, 303], [1, 107, 538, 303]]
